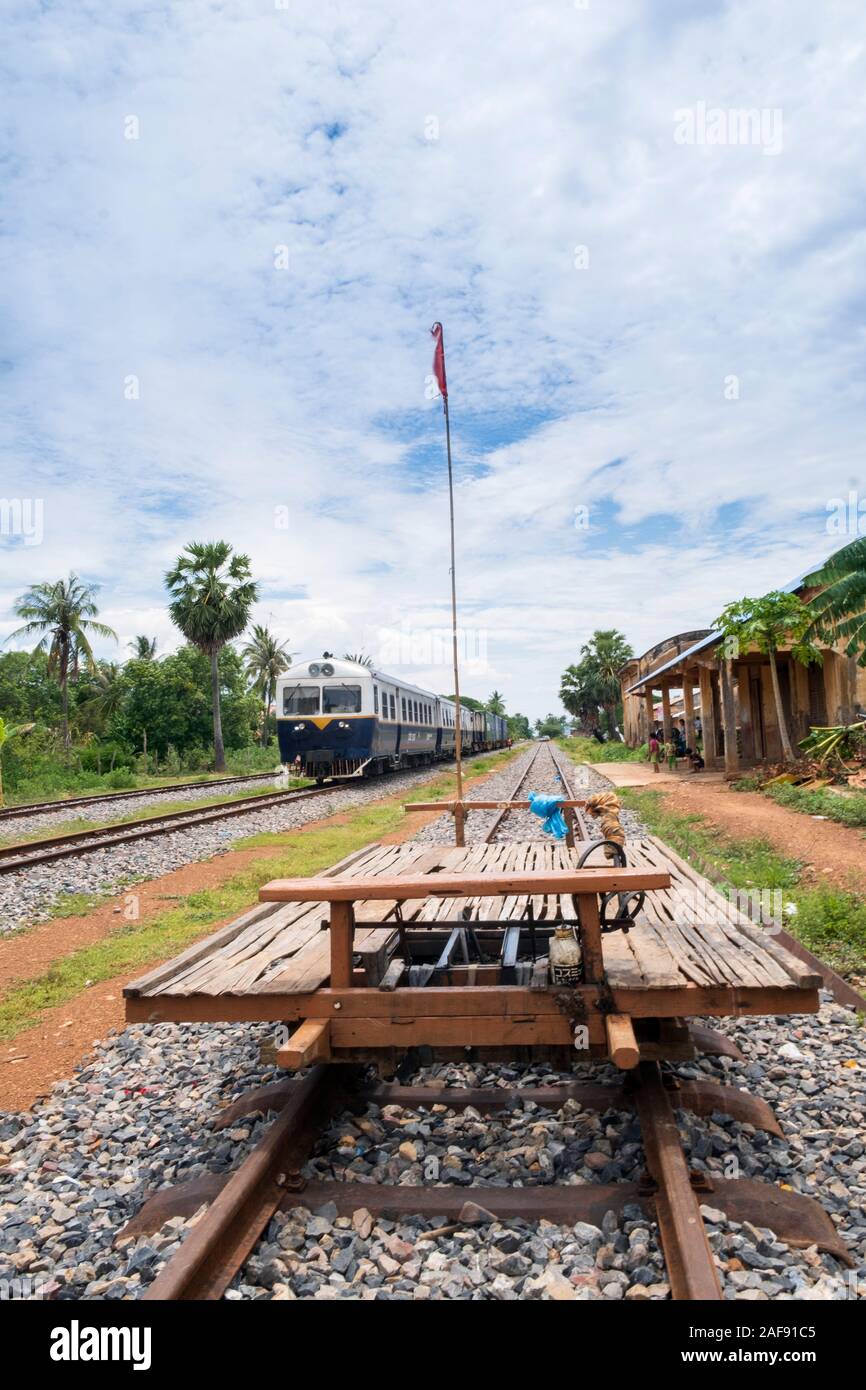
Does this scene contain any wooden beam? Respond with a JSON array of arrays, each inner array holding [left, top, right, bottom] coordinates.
[[605, 1013, 640, 1069], [404, 799, 588, 812], [125, 983, 820, 1028], [329, 901, 355, 989], [275, 1019, 331, 1069], [698, 665, 718, 764], [260, 868, 671, 903]]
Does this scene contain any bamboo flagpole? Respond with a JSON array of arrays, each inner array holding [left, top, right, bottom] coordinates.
[[431, 321, 465, 845]]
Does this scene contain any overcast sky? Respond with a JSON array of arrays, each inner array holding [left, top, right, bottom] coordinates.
[[2, 0, 865, 720]]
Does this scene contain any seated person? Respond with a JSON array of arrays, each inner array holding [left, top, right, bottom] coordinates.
[[689, 750, 705, 773]]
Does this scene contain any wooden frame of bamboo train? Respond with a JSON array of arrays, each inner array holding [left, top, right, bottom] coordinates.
[[255, 866, 670, 1070], [403, 798, 587, 847]]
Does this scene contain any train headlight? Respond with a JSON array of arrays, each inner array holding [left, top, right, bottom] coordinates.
[[308, 663, 321, 676], [321, 662, 335, 676], [338, 721, 349, 729], [293, 723, 306, 732]]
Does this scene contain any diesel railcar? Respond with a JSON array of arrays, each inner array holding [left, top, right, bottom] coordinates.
[[276, 657, 508, 781]]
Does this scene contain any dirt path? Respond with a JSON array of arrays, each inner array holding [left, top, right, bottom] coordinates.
[[0, 761, 508, 1112], [652, 779, 865, 891]]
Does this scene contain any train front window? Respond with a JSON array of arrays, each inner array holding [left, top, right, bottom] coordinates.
[[323, 685, 362, 714], [283, 685, 320, 715]]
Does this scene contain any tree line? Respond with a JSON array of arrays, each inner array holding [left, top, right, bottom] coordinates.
[[0, 540, 533, 796]]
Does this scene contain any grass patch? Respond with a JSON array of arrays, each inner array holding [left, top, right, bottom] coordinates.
[[0, 748, 520, 1043], [761, 781, 866, 830], [618, 787, 866, 979], [557, 736, 647, 764]]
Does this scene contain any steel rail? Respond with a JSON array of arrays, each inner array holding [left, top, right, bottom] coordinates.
[[0, 748, 508, 877], [0, 770, 279, 821], [142, 1065, 343, 1301], [0, 784, 342, 874], [482, 740, 545, 841]]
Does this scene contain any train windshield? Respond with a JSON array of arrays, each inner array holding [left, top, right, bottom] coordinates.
[[282, 685, 320, 715], [323, 685, 362, 713]]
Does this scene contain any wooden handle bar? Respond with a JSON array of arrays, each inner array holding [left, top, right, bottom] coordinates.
[[260, 868, 670, 903]]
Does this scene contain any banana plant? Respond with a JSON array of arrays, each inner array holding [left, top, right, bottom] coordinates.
[[799, 720, 866, 770]]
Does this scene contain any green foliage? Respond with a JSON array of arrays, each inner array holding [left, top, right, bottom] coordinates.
[[0, 650, 62, 722], [534, 713, 568, 738], [165, 541, 258, 656], [241, 624, 294, 745], [761, 780, 866, 828], [799, 720, 866, 767], [560, 629, 633, 735], [804, 537, 866, 665], [507, 712, 532, 741], [112, 646, 259, 760], [559, 736, 646, 764], [8, 573, 118, 748], [713, 590, 821, 665]]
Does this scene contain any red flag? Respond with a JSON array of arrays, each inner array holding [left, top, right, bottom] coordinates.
[[430, 321, 448, 400]]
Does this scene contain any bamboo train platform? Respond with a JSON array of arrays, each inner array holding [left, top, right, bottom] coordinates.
[[124, 835, 822, 1069]]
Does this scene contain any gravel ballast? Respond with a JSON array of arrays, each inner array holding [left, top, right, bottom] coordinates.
[[0, 757, 493, 934], [0, 752, 862, 1301]]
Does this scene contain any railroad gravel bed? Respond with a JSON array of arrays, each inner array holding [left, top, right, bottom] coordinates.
[[0, 1003, 862, 1301], [410, 744, 648, 847], [0, 760, 472, 934], [0, 753, 862, 1302], [0, 775, 281, 840]]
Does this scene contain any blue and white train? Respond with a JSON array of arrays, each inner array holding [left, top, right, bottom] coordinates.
[[276, 656, 509, 781]]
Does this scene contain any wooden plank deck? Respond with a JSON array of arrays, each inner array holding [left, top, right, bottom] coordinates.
[[125, 837, 819, 1018]]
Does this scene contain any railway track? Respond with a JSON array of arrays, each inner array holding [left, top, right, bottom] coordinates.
[[0, 749, 510, 877], [0, 770, 280, 823], [129, 740, 853, 1303]]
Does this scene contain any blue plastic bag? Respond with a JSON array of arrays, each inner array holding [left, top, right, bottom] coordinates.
[[528, 792, 567, 839]]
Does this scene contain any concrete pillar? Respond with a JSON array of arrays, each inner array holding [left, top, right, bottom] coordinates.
[[698, 665, 717, 764], [682, 675, 696, 752], [661, 685, 673, 743]]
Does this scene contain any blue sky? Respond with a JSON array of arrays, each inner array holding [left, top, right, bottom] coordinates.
[[1, 0, 865, 720]]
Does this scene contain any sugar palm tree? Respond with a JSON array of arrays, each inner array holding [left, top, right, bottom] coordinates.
[[8, 575, 117, 750], [165, 541, 259, 770], [343, 652, 373, 667], [241, 625, 295, 745], [486, 690, 506, 715], [805, 538, 866, 665], [0, 718, 35, 806], [128, 635, 158, 660]]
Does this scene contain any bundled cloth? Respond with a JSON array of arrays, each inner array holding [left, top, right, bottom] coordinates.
[[585, 791, 625, 858], [527, 792, 568, 840]]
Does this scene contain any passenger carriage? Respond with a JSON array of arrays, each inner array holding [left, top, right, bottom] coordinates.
[[276, 657, 499, 781]]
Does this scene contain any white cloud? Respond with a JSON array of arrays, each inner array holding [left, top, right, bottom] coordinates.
[[1, 0, 865, 719]]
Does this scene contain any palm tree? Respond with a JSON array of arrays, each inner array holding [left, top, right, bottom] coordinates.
[[82, 662, 126, 731], [0, 717, 34, 806], [129, 635, 158, 660], [8, 575, 117, 750], [486, 690, 506, 715], [165, 542, 259, 770], [241, 625, 294, 745], [343, 652, 374, 667], [804, 538, 866, 665], [714, 591, 821, 762]]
